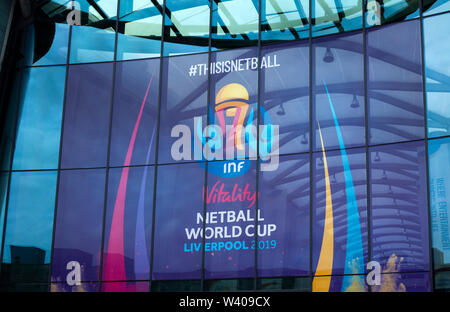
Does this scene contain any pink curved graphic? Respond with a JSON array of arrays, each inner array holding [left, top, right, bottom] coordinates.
[[103, 75, 153, 291]]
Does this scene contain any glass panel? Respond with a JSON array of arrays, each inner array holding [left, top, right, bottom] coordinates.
[[51, 169, 106, 283], [152, 163, 204, 280], [312, 0, 363, 37], [211, 0, 259, 50], [12, 67, 66, 170], [158, 53, 208, 165], [51, 282, 98, 292], [209, 47, 258, 162], [364, 0, 419, 28], [102, 166, 154, 284], [313, 273, 431, 292], [367, 19, 424, 145], [164, 0, 210, 56], [429, 137, 450, 271], [312, 275, 368, 292], [424, 13, 450, 139], [110, 58, 160, 167], [204, 278, 254, 291], [312, 147, 368, 288], [435, 271, 450, 291], [313, 32, 364, 151], [203, 47, 260, 280], [101, 281, 149, 292], [423, 0, 450, 16], [370, 141, 429, 273], [261, 0, 310, 44], [117, 0, 162, 60], [69, 0, 118, 63], [261, 41, 309, 155], [371, 272, 430, 292], [1, 284, 49, 292], [61, 63, 113, 169], [204, 160, 257, 279], [2, 171, 57, 284], [257, 277, 311, 291], [0, 71, 20, 171], [19, 0, 71, 66], [151, 280, 201, 291], [258, 154, 310, 277]]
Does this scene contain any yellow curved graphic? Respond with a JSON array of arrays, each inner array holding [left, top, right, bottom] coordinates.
[[312, 123, 334, 292]]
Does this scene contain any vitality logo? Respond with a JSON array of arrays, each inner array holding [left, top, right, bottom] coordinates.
[[171, 83, 279, 177]]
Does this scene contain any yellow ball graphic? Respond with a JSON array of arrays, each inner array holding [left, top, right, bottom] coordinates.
[[215, 83, 249, 111]]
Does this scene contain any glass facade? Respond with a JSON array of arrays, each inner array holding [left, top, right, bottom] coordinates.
[[0, 0, 449, 292]]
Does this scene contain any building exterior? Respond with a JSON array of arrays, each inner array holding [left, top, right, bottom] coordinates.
[[0, 0, 449, 292]]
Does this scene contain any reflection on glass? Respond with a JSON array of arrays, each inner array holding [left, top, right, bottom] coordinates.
[[258, 154, 310, 277], [152, 163, 204, 280], [61, 63, 113, 169], [257, 277, 312, 291], [151, 280, 201, 291], [204, 279, 254, 291], [424, 13, 450, 139], [12, 66, 66, 170], [313, 32, 364, 151], [51, 282, 98, 292], [1, 284, 50, 292], [262, 41, 309, 155], [69, 0, 118, 63], [423, 0, 450, 16], [370, 141, 429, 273], [371, 272, 430, 292], [435, 271, 450, 291], [211, 0, 259, 50], [2, 171, 57, 283], [364, 0, 419, 28], [102, 166, 154, 285], [429, 137, 450, 271], [20, 1, 71, 66], [367, 20, 424, 145], [313, 148, 367, 284], [312, 0, 362, 37], [117, 0, 163, 60], [261, 0, 310, 43], [164, 0, 210, 56], [312, 272, 429, 292], [51, 169, 106, 283], [110, 58, 160, 167], [158, 53, 208, 164]]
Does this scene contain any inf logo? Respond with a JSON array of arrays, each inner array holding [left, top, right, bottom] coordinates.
[[171, 83, 279, 177]]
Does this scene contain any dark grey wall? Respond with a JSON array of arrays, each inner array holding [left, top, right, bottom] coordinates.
[[0, 0, 14, 71]]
